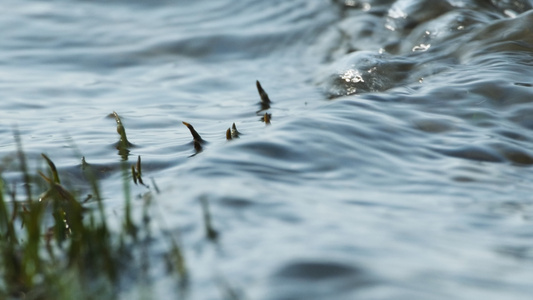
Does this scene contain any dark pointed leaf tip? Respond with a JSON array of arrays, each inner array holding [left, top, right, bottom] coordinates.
[[231, 123, 240, 138], [263, 113, 271, 124], [182, 121, 204, 143], [226, 128, 232, 140], [256, 80, 271, 105]]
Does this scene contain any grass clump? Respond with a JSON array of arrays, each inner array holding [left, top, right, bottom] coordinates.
[[0, 132, 187, 299], [0, 103, 268, 299], [0, 155, 117, 299]]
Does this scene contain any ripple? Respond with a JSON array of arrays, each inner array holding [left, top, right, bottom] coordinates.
[[274, 260, 366, 281], [268, 260, 375, 299], [3, 0, 533, 299]]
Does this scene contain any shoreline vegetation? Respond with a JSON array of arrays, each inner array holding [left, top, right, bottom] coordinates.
[[0, 81, 271, 299], [0, 130, 187, 300]]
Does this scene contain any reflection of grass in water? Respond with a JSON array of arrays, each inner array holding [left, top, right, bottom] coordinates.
[[0, 129, 187, 299]]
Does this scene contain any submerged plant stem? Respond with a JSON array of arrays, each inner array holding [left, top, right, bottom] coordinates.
[[199, 196, 218, 242], [14, 128, 32, 203]]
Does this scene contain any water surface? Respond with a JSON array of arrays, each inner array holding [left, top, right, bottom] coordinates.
[[1, 0, 533, 299]]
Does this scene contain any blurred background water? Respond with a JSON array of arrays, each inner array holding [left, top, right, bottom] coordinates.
[[1, 0, 533, 299]]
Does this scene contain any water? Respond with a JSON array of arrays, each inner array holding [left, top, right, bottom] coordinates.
[[1, 0, 533, 299]]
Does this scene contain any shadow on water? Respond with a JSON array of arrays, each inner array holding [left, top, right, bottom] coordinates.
[[268, 260, 376, 300]]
